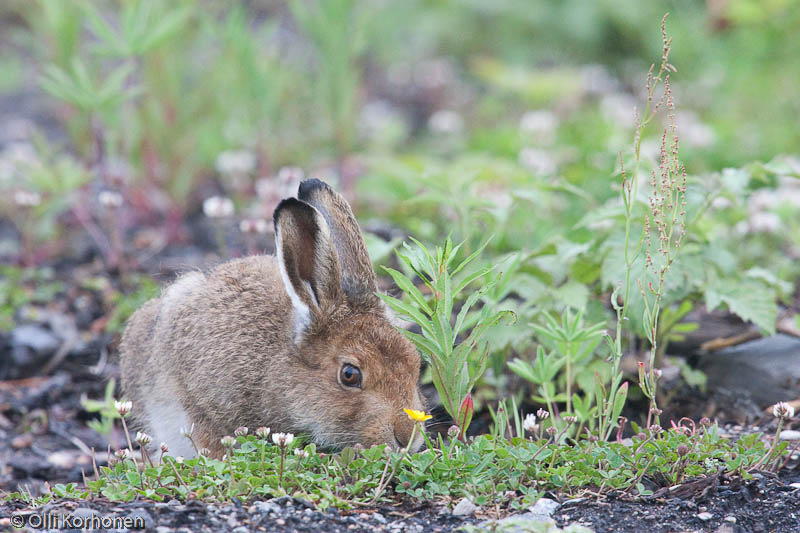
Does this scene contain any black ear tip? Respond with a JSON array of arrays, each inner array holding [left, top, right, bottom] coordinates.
[[298, 178, 330, 200], [272, 197, 316, 227]]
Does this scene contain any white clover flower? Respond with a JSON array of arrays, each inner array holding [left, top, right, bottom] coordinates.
[[773, 402, 795, 419], [293, 448, 309, 459], [234, 426, 248, 437], [523, 413, 538, 433], [271, 432, 294, 447], [518, 147, 557, 176], [135, 432, 152, 446], [239, 218, 269, 234], [536, 408, 550, 420], [220, 435, 236, 448], [428, 110, 463, 135], [519, 110, 558, 144], [98, 190, 123, 208], [175, 456, 184, 464], [277, 166, 305, 184], [749, 212, 781, 234], [180, 424, 194, 438], [115, 448, 131, 459], [14, 190, 41, 207], [203, 196, 234, 218], [677, 111, 714, 149], [160, 443, 168, 453], [114, 400, 132, 417], [215, 150, 256, 177], [256, 427, 271, 439]]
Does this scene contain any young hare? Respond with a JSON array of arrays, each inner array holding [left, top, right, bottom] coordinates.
[[120, 179, 425, 457]]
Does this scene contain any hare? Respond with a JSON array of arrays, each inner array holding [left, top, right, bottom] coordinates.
[[119, 179, 425, 457]]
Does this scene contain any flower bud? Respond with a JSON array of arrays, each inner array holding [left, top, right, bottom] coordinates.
[[220, 435, 236, 449], [447, 425, 461, 439], [135, 432, 152, 446], [114, 400, 132, 417]]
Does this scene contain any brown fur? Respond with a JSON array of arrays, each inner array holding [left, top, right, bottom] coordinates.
[[119, 180, 424, 457]]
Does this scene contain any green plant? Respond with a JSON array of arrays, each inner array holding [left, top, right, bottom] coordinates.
[[8, 412, 787, 509], [0, 266, 63, 331], [81, 378, 121, 447], [379, 236, 513, 438], [509, 309, 616, 439]]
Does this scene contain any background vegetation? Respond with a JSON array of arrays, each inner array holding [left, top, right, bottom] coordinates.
[[1, 1, 798, 506]]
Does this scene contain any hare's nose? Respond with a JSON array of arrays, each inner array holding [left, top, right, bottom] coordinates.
[[393, 428, 410, 448], [393, 420, 415, 448]]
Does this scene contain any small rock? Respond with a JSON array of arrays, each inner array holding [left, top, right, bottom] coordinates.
[[156, 527, 172, 533], [529, 497, 560, 520], [130, 508, 155, 530], [789, 483, 800, 489], [698, 512, 714, 521], [166, 499, 185, 511], [253, 501, 281, 514], [779, 430, 800, 441], [232, 527, 248, 533], [372, 513, 387, 524], [70, 507, 99, 521], [724, 516, 737, 523], [12, 324, 60, 353], [452, 498, 478, 517], [11, 433, 33, 449]]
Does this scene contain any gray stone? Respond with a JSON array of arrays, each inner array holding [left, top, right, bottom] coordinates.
[[11, 324, 59, 364], [253, 501, 281, 514], [779, 430, 800, 441], [528, 497, 560, 521], [698, 512, 713, 521], [70, 507, 99, 520], [156, 527, 172, 533], [699, 334, 800, 407], [129, 508, 155, 530], [477, 499, 577, 533], [232, 527, 249, 533], [452, 498, 478, 516], [482, 512, 594, 533]]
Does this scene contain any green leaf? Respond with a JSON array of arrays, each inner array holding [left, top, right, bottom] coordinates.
[[381, 266, 432, 314], [705, 278, 777, 335]]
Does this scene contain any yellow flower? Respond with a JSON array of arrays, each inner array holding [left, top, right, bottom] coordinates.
[[404, 408, 432, 423]]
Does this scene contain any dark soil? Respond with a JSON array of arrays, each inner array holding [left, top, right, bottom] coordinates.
[[555, 473, 800, 533]]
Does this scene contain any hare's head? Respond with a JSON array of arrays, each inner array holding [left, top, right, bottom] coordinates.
[[273, 179, 425, 451]]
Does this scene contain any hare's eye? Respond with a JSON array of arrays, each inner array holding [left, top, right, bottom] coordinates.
[[340, 364, 362, 389]]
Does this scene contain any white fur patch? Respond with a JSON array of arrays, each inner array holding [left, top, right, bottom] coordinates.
[[146, 389, 196, 458], [275, 232, 311, 342]]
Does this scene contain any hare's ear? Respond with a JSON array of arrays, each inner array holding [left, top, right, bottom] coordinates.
[[297, 179, 378, 306], [273, 198, 343, 338]]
